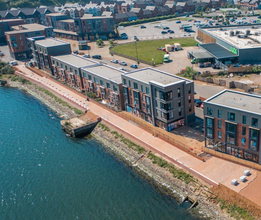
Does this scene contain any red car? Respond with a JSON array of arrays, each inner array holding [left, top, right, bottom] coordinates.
[[201, 103, 204, 109]]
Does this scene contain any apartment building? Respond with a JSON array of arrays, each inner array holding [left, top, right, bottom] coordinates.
[[204, 90, 261, 164], [28, 37, 71, 72], [121, 68, 195, 131], [50, 54, 98, 91], [5, 24, 53, 59], [45, 13, 69, 28], [0, 19, 25, 44], [81, 64, 126, 110]]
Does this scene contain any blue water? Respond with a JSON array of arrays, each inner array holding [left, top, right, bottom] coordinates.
[[0, 87, 201, 220]]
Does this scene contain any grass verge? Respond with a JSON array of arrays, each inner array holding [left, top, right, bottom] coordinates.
[[110, 38, 197, 65]]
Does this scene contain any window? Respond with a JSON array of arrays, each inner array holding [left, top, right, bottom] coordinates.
[[207, 107, 213, 116], [106, 83, 110, 89], [242, 127, 246, 136], [128, 81, 131, 87], [226, 123, 236, 133], [250, 140, 257, 151], [83, 72, 86, 78], [206, 128, 213, 138], [134, 82, 138, 89], [100, 80, 104, 86], [189, 104, 191, 112], [188, 96, 191, 103], [241, 137, 246, 146], [177, 88, 181, 97], [169, 111, 174, 119], [88, 75, 92, 80], [242, 115, 247, 124], [113, 85, 117, 92], [218, 110, 221, 118], [188, 86, 191, 94], [56, 62, 59, 66], [61, 63, 63, 68], [123, 78, 127, 85], [168, 102, 173, 110], [155, 101, 158, 107], [218, 120, 221, 129], [252, 118, 258, 127], [228, 112, 235, 121], [70, 67, 72, 72], [227, 133, 235, 145], [52, 60, 55, 64], [155, 89, 157, 98], [146, 87, 149, 95], [218, 131, 221, 139], [206, 118, 213, 127], [74, 70, 77, 75], [179, 108, 181, 116], [141, 85, 143, 92], [178, 99, 181, 107], [94, 77, 98, 83]]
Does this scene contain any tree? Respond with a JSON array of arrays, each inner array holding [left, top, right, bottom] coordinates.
[[96, 39, 104, 47], [108, 39, 115, 46], [195, 7, 199, 14], [226, 19, 230, 25], [182, 67, 197, 79]]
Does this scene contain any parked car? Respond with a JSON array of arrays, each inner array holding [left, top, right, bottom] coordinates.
[[92, 55, 101, 59], [195, 101, 203, 107], [140, 25, 146, 28], [83, 54, 90, 58], [73, 50, 78, 54], [118, 67, 126, 71], [183, 33, 186, 36], [110, 59, 118, 64], [134, 36, 137, 40], [130, 64, 138, 69], [176, 20, 181, 23], [242, 17, 246, 20], [119, 61, 127, 66], [186, 14, 190, 17], [9, 61, 18, 66], [188, 33, 191, 36], [168, 30, 174, 34], [194, 98, 201, 103], [188, 19, 192, 22], [161, 31, 168, 34], [167, 29, 174, 33], [0, 52, 4, 56], [154, 25, 161, 28], [163, 26, 169, 30]]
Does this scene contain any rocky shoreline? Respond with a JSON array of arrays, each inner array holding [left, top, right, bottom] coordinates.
[[0, 76, 250, 220]]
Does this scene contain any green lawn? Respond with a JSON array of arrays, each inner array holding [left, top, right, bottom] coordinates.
[[111, 38, 197, 65], [167, 17, 194, 22]]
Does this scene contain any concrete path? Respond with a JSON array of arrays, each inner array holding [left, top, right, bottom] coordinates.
[[16, 65, 261, 207]]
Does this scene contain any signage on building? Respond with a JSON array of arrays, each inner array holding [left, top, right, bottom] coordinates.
[[230, 47, 237, 55]]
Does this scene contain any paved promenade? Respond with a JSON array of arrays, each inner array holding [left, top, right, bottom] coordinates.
[[16, 65, 261, 207]]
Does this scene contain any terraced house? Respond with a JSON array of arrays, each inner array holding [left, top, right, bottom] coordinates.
[[28, 37, 71, 72], [81, 64, 126, 110], [204, 90, 261, 165], [50, 54, 98, 91], [121, 68, 195, 131]]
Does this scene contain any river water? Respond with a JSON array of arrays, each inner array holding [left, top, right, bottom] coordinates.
[[0, 87, 201, 220]]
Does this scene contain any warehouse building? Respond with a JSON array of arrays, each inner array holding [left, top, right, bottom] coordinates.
[[196, 25, 261, 65]]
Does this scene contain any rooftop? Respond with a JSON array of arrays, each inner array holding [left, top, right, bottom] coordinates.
[[200, 43, 238, 59], [126, 68, 191, 86], [203, 25, 261, 49], [52, 54, 97, 68], [82, 64, 125, 84], [205, 90, 261, 115], [35, 38, 70, 47], [5, 23, 48, 34]]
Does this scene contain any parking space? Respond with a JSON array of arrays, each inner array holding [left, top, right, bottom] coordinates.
[[118, 16, 205, 41], [0, 45, 15, 63]]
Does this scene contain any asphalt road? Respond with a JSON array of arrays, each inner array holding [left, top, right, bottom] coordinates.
[[0, 45, 15, 63], [194, 82, 224, 99]]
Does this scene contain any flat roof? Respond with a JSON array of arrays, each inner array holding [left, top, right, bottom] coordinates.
[[125, 68, 191, 86], [6, 23, 47, 34], [35, 38, 69, 47], [190, 49, 213, 59], [53, 29, 78, 36], [200, 43, 238, 59], [0, 19, 24, 23], [52, 54, 97, 68], [205, 90, 261, 115], [82, 65, 125, 84], [202, 25, 261, 49]]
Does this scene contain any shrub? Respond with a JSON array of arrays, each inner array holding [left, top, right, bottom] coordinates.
[[87, 92, 96, 99], [74, 108, 83, 115]]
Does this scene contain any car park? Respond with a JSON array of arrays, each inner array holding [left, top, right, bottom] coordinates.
[[130, 64, 138, 69], [9, 61, 18, 66], [161, 31, 168, 34], [92, 55, 101, 59], [83, 54, 90, 58], [140, 25, 146, 28], [110, 59, 118, 64], [119, 61, 127, 66]]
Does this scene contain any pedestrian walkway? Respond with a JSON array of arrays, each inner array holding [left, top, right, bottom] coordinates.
[[15, 65, 261, 207]]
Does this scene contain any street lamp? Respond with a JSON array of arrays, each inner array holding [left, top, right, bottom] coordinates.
[[134, 39, 139, 65], [152, 58, 155, 66]]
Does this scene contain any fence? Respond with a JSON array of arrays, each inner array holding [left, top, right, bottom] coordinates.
[[119, 112, 204, 161]]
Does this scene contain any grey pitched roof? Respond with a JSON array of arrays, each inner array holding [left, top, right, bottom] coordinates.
[[126, 11, 137, 17], [131, 7, 142, 12], [19, 8, 38, 15], [142, 9, 152, 15], [115, 13, 128, 19]]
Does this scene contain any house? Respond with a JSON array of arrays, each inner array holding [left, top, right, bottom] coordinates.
[[130, 7, 143, 19]]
